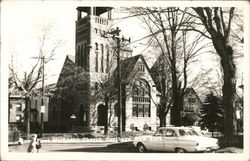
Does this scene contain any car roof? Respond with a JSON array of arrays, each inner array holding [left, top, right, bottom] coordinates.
[[158, 126, 192, 130]]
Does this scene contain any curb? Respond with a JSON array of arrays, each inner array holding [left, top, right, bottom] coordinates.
[[23, 138, 133, 144]]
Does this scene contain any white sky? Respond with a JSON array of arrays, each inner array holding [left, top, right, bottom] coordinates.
[[1, 1, 246, 93], [1, 1, 151, 85]]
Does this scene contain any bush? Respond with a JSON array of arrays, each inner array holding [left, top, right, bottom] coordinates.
[[130, 123, 135, 132], [143, 123, 149, 131]]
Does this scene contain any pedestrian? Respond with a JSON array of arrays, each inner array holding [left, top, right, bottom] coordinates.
[[27, 134, 38, 153], [36, 137, 42, 153]]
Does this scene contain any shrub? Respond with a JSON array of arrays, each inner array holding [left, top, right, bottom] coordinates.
[[143, 123, 149, 131], [130, 123, 135, 132]]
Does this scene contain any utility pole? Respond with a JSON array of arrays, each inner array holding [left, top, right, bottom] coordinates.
[[102, 27, 130, 138], [40, 56, 45, 138], [31, 55, 46, 138]]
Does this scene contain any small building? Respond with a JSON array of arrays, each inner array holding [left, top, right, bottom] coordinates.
[[182, 88, 203, 125], [9, 93, 26, 124]]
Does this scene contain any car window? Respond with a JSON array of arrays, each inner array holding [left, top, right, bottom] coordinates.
[[179, 129, 198, 136], [154, 129, 165, 136], [165, 129, 177, 137]]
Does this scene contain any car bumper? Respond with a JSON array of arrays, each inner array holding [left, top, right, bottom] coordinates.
[[195, 145, 219, 152]]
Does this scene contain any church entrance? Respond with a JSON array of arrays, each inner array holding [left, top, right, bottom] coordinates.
[[97, 104, 107, 126]]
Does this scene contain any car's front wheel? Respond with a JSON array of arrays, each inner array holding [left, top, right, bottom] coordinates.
[[137, 143, 146, 153], [175, 148, 186, 153]]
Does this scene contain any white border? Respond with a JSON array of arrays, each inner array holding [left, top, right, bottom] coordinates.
[[1, 0, 250, 161]]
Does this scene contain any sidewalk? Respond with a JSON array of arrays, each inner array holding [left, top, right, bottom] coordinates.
[[216, 147, 243, 153], [21, 137, 133, 144]]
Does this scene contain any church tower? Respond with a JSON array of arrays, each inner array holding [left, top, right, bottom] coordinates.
[[74, 7, 113, 129], [75, 7, 113, 74]]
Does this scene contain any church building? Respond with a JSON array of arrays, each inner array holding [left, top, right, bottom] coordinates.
[[48, 7, 160, 132]]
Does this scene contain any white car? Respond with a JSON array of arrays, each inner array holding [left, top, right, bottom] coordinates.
[[133, 127, 219, 153]]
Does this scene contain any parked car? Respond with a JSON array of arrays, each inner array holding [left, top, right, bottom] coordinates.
[[8, 124, 24, 145], [133, 126, 219, 153]]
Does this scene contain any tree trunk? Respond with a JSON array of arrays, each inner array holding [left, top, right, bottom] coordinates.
[[213, 39, 236, 145], [170, 71, 180, 126], [25, 98, 30, 139], [159, 112, 166, 127], [104, 96, 109, 135]]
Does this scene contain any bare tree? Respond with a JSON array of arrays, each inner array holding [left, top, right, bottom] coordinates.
[[130, 7, 210, 126], [9, 22, 64, 138], [192, 7, 243, 144]]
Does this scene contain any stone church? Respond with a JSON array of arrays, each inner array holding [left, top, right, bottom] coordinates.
[[48, 7, 160, 132]]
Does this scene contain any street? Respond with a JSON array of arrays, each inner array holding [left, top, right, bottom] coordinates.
[[8, 142, 135, 153], [8, 141, 242, 153]]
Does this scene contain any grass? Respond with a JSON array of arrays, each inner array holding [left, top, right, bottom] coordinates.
[[217, 135, 243, 148], [40, 130, 154, 140]]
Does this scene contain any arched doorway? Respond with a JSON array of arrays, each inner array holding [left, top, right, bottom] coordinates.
[[97, 104, 107, 126]]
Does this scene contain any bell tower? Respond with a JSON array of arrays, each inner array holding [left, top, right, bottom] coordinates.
[[74, 7, 113, 130], [75, 7, 113, 73]]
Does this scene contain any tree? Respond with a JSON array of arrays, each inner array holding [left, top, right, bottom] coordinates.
[[150, 54, 172, 127], [199, 92, 223, 137], [129, 7, 210, 126], [9, 22, 64, 138], [192, 7, 242, 143]]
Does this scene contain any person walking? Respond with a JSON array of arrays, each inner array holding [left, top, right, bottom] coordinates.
[[36, 137, 42, 153], [27, 134, 38, 153]]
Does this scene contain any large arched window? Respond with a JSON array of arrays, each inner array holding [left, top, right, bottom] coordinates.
[[132, 79, 151, 117], [106, 45, 110, 73], [101, 44, 104, 73]]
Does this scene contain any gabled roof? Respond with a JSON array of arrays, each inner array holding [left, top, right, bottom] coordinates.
[[56, 55, 78, 88], [184, 87, 203, 104], [113, 54, 152, 83], [149, 54, 170, 89]]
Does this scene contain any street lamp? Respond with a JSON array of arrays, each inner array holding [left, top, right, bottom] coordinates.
[[70, 114, 76, 131]]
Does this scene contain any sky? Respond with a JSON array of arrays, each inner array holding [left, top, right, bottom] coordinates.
[[1, 1, 152, 85], [1, 1, 247, 97]]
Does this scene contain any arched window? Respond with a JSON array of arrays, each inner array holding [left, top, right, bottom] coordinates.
[[95, 52, 98, 72], [106, 45, 110, 73], [84, 43, 87, 70], [81, 44, 84, 67], [101, 44, 104, 73], [95, 42, 99, 50], [132, 79, 151, 117], [77, 46, 80, 66]]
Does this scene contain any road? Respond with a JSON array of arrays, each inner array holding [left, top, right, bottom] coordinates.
[[8, 142, 135, 153], [9, 142, 242, 153]]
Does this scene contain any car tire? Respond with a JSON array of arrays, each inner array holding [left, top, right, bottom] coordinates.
[[137, 143, 146, 153], [176, 148, 185, 153]]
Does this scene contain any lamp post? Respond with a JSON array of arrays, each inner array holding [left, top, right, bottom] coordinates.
[[70, 114, 76, 131], [40, 105, 45, 138], [40, 56, 45, 138]]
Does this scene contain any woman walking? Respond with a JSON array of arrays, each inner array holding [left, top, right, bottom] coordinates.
[[27, 134, 38, 153]]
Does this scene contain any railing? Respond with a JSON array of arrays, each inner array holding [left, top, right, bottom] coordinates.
[[77, 16, 110, 26], [92, 16, 109, 25], [132, 97, 150, 103]]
